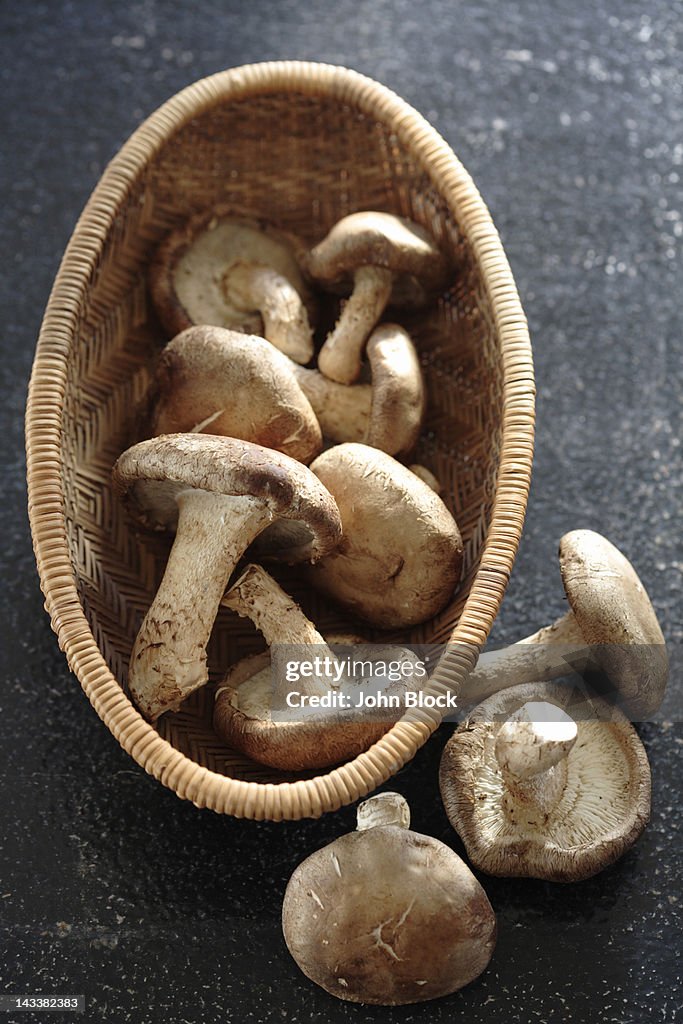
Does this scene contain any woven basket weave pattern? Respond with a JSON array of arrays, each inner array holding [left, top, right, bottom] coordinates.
[[27, 63, 534, 819]]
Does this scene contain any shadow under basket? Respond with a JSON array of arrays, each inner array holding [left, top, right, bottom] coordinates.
[[26, 62, 535, 820]]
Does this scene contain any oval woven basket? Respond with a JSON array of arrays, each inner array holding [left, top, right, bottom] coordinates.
[[26, 61, 534, 820]]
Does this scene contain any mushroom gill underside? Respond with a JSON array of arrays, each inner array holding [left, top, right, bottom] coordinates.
[[447, 720, 648, 877]]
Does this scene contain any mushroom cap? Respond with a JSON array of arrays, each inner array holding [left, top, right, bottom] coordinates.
[[112, 434, 342, 561], [306, 211, 450, 306], [147, 325, 322, 463], [559, 529, 668, 719], [439, 682, 651, 882], [282, 800, 496, 1004], [304, 443, 463, 627], [149, 208, 315, 337], [213, 637, 424, 771], [408, 463, 441, 494]]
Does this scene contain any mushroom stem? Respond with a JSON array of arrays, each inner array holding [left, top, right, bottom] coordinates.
[[291, 365, 372, 443], [495, 701, 578, 779], [222, 261, 314, 364], [357, 793, 411, 831], [129, 490, 271, 720], [294, 323, 424, 456], [495, 702, 578, 826], [221, 563, 345, 699], [318, 265, 394, 384], [502, 759, 569, 826], [222, 563, 325, 647], [460, 609, 588, 705]]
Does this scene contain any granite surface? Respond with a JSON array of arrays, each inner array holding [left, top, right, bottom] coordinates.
[[1, 1, 682, 1021]]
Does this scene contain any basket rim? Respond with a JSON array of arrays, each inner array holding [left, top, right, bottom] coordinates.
[[25, 60, 535, 820]]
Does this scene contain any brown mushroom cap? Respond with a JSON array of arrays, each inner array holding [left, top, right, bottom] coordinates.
[[408, 463, 442, 493], [559, 529, 668, 719], [439, 682, 651, 882], [306, 211, 450, 305], [282, 792, 496, 1005], [147, 325, 322, 463], [149, 208, 315, 358], [113, 435, 342, 720], [302, 443, 463, 627], [113, 433, 341, 561], [305, 212, 449, 385]]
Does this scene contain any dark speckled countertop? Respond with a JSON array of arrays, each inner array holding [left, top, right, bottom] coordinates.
[[1, 2, 682, 1022]]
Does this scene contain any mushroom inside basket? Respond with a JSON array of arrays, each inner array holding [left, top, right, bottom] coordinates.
[[26, 62, 534, 820]]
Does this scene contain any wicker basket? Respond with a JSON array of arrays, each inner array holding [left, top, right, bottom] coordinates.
[[26, 62, 534, 820]]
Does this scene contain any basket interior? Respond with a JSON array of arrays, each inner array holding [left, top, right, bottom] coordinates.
[[60, 92, 503, 783]]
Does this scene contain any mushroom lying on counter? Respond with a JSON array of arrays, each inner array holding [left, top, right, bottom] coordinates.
[[459, 530, 668, 719], [214, 564, 422, 770], [282, 792, 496, 1004], [149, 210, 315, 363], [112, 434, 341, 720], [305, 211, 450, 384], [439, 682, 651, 882], [147, 325, 322, 463], [299, 443, 463, 627]]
